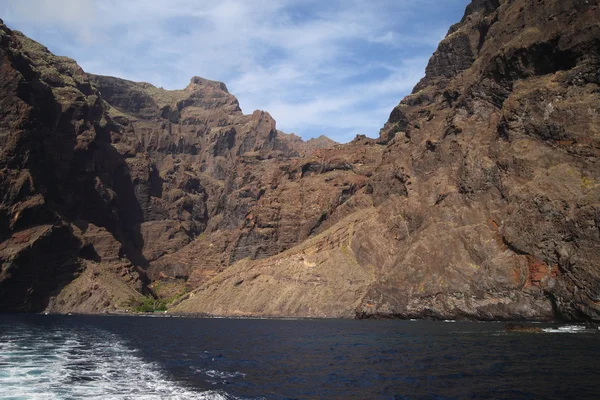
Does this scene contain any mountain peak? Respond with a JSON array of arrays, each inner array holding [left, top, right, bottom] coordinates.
[[186, 76, 229, 93]]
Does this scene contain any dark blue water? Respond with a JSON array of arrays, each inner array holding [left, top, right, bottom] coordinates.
[[0, 315, 599, 399]]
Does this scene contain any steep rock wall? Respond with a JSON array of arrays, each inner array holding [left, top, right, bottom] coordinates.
[[175, 0, 600, 321]]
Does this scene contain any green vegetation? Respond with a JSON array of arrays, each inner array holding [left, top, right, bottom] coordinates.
[[133, 296, 168, 313], [146, 279, 190, 310], [165, 288, 189, 305]]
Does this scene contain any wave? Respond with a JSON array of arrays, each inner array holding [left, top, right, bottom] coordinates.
[[196, 369, 247, 380], [0, 325, 236, 399], [542, 325, 589, 334]]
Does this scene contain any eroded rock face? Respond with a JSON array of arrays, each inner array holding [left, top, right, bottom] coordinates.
[[1, 0, 599, 321], [175, 0, 600, 321], [0, 23, 145, 312], [85, 73, 354, 286], [0, 20, 345, 312], [362, 0, 600, 321]]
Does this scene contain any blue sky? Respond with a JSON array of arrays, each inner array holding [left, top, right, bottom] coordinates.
[[0, 0, 470, 143]]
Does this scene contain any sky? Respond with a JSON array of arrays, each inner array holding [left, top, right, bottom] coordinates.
[[0, 0, 470, 143]]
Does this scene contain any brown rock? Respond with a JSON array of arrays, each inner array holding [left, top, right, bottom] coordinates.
[[1, 0, 600, 322], [175, 0, 600, 321], [0, 18, 343, 312]]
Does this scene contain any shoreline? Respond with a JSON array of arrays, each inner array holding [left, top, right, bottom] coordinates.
[[14, 310, 598, 325]]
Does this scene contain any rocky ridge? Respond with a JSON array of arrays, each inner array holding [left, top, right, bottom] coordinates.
[[174, 0, 600, 320], [1, 0, 599, 320], [0, 17, 372, 313]]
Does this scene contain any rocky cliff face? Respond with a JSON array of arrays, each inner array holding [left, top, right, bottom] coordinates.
[[84, 73, 374, 301], [0, 23, 146, 312], [175, 0, 600, 321], [1, 0, 599, 320], [0, 18, 363, 313]]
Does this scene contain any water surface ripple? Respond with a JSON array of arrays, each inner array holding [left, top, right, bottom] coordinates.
[[0, 315, 598, 399]]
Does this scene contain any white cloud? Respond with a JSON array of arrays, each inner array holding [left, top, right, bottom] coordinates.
[[258, 57, 430, 142], [0, 0, 470, 142], [3, 0, 97, 42]]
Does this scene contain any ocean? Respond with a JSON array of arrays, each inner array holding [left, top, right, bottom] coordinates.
[[0, 314, 599, 399]]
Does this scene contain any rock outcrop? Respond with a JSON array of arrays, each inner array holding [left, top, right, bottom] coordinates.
[[84, 73, 368, 294], [0, 23, 146, 311], [1, 0, 599, 321], [174, 0, 600, 321], [0, 18, 352, 313]]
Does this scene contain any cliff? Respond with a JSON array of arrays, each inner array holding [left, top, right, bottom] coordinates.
[[0, 17, 366, 313], [173, 0, 600, 320], [1, 0, 599, 320], [0, 23, 146, 311]]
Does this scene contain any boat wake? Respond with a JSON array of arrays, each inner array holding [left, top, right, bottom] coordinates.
[[0, 324, 235, 399], [541, 325, 589, 334]]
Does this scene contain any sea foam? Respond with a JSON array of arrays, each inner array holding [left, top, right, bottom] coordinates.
[[541, 325, 589, 334], [0, 325, 235, 399]]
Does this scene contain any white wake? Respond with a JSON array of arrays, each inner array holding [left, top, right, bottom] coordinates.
[[0, 325, 233, 400]]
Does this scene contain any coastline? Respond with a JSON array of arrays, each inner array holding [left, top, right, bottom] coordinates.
[[23, 309, 596, 324]]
